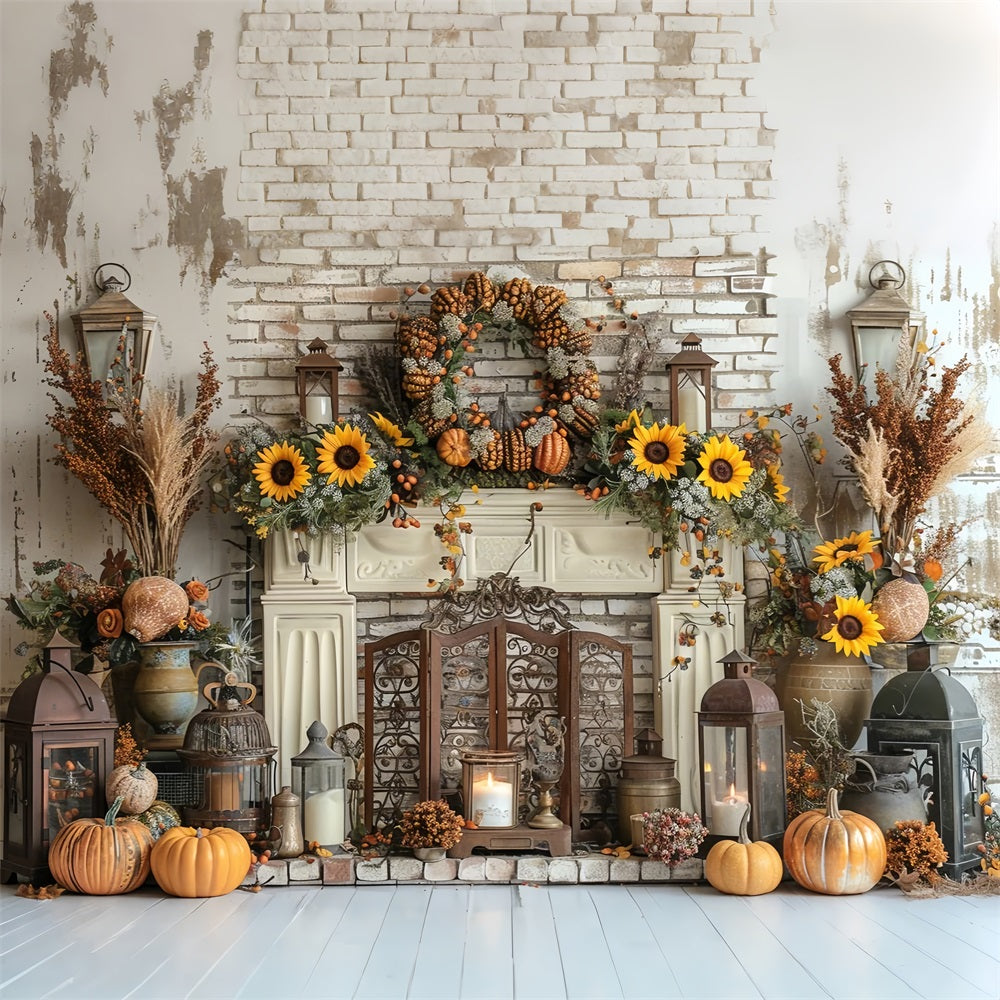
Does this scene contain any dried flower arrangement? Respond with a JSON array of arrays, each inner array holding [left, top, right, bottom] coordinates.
[[43, 319, 221, 578], [396, 799, 465, 850], [884, 819, 948, 886], [978, 776, 999, 879], [784, 700, 855, 820], [640, 807, 707, 867]]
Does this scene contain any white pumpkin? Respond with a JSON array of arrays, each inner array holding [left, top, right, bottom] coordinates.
[[106, 763, 159, 815], [122, 576, 189, 643]]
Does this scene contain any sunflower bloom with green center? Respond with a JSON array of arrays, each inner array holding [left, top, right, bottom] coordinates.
[[317, 424, 376, 488], [370, 411, 414, 447], [812, 530, 877, 573], [821, 594, 885, 657], [628, 422, 687, 481], [253, 441, 312, 502], [696, 435, 753, 501]]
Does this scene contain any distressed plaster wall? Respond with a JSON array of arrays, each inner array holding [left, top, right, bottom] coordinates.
[[1, 0, 998, 768]]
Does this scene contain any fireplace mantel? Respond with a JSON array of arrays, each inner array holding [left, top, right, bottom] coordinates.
[[261, 488, 744, 808]]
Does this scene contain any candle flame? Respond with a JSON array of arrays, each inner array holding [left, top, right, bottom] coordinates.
[[487, 771, 494, 788]]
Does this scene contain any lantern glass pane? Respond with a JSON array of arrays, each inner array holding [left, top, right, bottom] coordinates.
[[701, 724, 749, 837], [855, 324, 906, 377], [961, 743, 985, 849], [754, 725, 785, 834], [46, 744, 101, 843], [675, 373, 707, 432], [295, 758, 347, 846]]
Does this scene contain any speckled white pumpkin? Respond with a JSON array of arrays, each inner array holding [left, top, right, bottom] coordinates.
[[122, 576, 189, 643], [871, 577, 930, 643]]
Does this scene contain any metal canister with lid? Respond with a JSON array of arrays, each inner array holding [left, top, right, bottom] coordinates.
[[616, 729, 681, 846]]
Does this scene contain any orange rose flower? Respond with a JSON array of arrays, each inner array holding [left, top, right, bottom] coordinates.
[[188, 609, 211, 631], [184, 580, 210, 603], [96, 608, 123, 639]]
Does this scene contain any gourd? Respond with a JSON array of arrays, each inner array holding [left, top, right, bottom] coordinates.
[[122, 576, 189, 643], [48, 796, 153, 895], [150, 825, 253, 898], [495, 395, 531, 474], [704, 804, 783, 896], [132, 799, 181, 842], [436, 427, 473, 467], [532, 429, 571, 477], [783, 787, 886, 895], [106, 762, 159, 815]]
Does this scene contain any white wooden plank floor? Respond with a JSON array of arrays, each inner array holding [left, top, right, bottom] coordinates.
[[1, 882, 997, 1000]]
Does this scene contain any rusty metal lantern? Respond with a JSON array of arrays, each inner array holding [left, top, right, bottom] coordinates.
[[697, 650, 786, 848], [617, 728, 681, 847], [666, 333, 717, 433], [178, 672, 276, 838], [296, 337, 343, 427], [70, 263, 156, 399], [847, 260, 924, 382], [460, 750, 522, 829], [1, 635, 117, 884]]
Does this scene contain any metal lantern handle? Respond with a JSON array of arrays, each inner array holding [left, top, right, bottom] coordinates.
[[867, 260, 906, 290], [94, 262, 132, 294]]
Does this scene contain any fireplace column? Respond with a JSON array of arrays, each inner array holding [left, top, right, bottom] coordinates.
[[653, 539, 745, 812], [261, 531, 358, 788]]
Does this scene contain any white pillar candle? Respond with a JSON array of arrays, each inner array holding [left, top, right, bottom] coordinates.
[[675, 379, 705, 433], [470, 771, 514, 827], [304, 393, 332, 426], [711, 790, 748, 837], [303, 787, 345, 846]]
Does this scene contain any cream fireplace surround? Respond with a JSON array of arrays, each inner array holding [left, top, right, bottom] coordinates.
[[262, 488, 744, 813]]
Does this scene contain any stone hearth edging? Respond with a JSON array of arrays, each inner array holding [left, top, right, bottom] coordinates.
[[244, 853, 704, 889]]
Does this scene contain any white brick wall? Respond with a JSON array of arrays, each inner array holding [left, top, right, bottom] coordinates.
[[229, 0, 776, 424]]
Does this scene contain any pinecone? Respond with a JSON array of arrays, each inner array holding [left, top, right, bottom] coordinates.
[[499, 277, 535, 322], [568, 405, 600, 439], [402, 367, 439, 401], [530, 285, 568, 325], [503, 425, 532, 473], [463, 272, 497, 313], [477, 429, 505, 471], [411, 399, 452, 438], [532, 317, 593, 355], [430, 285, 472, 318], [560, 366, 602, 402], [397, 316, 441, 359]]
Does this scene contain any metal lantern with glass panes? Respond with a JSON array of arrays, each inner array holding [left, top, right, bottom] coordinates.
[[296, 337, 343, 427], [178, 672, 276, 838], [847, 260, 924, 381], [697, 650, 786, 848], [866, 643, 986, 879], [291, 721, 347, 849], [666, 333, 717, 434], [70, 263, 157, 401], [1, 635, 117, 884], [460, 750, 522, 829]]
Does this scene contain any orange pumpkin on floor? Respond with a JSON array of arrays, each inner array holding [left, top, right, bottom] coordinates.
[[150, 825, 252, 898], [783, 787, 886, 895], [704, 804, 783, 896]]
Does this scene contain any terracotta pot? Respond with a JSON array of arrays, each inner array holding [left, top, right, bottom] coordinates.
[[775, 641, 872, 749], [131, 642, 200, 749]]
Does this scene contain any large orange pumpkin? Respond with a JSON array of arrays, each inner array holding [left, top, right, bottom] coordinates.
[[783, 787, 886, 895], [704, 804, 783, 896], [48, 796, 153, 895], [150, 825, 252, 898]]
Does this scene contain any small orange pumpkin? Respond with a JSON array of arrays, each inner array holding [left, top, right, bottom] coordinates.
[[532, 429, 571, 477], [704, 804, 783, 896], [150, 825, 252, 898], [783, 787, 886, 895], [436, 427, 472, 467], [48, 796, 153, 895]]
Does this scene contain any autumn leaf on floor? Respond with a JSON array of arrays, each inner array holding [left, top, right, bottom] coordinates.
[[16, 883, 66, 900]]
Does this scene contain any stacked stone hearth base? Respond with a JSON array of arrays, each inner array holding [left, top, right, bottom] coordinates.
[[243, 852, 704, 889]]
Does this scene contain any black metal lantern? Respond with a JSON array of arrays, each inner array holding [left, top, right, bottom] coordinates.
[[295, 337, 343, 426], [291, 721, 347, 849], [847, 260, 924, 381], [866, 643, 986, 879], [70, 263, 156, 398], [666, 333, 717, 434], [178, 672, 276, 838], [697, 650, 786, 848], [1, 635, 117, 884]]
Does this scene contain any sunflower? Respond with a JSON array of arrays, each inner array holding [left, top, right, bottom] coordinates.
[[370, 411, 414, 447], [628, 422, 686, 480], [696, 435, 753, 501], [767, 465, 790, 504], [812, 530, 877, 573], [821, 595, 885, 657], [614, 409, 645, 433], [317, 424, 376, 488], [253, 441, 312, 502]]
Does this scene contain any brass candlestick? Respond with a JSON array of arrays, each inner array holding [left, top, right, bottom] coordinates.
[[526, 712, 566, 830]]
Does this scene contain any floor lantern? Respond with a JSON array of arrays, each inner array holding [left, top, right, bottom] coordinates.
[[291, 720, 347, 849], [698, 650, 786, 848]]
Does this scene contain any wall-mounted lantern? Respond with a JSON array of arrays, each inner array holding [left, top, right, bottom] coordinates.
[[296, 337, 343, 427], [847, 260, 924, 381], [71, 263, 156, 398], [666, 333, 717, 433]]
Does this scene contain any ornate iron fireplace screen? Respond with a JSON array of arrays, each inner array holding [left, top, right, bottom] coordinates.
[[363, 575, 633, 840]]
